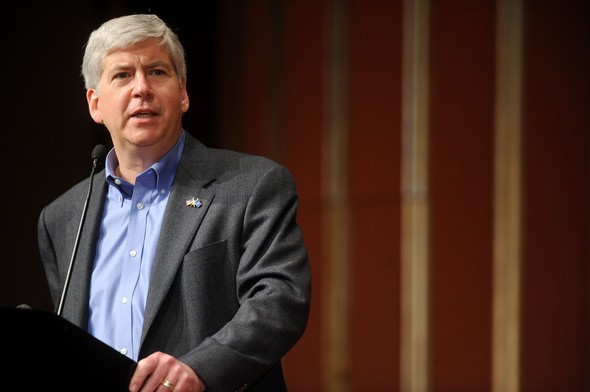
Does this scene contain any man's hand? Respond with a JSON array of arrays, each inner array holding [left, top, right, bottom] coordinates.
[[129, 351, 206, 392]]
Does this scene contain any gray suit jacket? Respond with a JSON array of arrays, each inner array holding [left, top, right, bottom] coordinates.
[[38, 133, 311, 391]]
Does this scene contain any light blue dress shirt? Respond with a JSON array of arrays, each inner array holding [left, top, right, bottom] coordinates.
[[88, 131, 185, 360]]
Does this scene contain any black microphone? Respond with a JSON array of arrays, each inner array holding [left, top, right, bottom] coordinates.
[[56, 144, 107, 317], [91, 144, 108, 171]]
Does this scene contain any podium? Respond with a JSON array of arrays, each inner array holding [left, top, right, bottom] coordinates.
[[0, 307, 136, 391]]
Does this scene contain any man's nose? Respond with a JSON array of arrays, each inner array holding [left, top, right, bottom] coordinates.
[[132, 73, 151, 98]]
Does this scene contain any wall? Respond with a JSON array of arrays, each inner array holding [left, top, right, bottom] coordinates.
[[213, 0, 589, 391]]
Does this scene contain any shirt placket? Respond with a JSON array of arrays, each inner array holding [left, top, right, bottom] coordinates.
[[114, 171, 155, 359]]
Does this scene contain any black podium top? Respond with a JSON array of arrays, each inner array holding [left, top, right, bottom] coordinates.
[[0, 307, 136, 391]]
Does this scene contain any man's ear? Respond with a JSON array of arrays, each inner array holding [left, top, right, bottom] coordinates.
[[86, 89, 103, 124], [181, 81, 189, 113]]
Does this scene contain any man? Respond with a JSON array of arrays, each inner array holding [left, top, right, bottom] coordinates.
[[38, 14, 311, 392]]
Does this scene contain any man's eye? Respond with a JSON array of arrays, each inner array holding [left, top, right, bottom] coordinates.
[[114, 72, 130, 79], [151, 69, 166, 76]]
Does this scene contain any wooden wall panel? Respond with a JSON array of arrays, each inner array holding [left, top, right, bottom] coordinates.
[[214, 1, 590, 391], [348, 1, 403, 390], [279, 2, 327, 391], [522, 1, 590, 390], [233, 0, 272, 156], [429, 0, 496, 390], [216, 0, 281, 157]]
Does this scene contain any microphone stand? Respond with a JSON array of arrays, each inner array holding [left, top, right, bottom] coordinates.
[[56, 147, 105, 317]]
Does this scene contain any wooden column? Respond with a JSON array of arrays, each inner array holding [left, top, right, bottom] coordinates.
[[400, 0, 431, 391], [493, 0, 523, 391], [322, 0, 350, 391]]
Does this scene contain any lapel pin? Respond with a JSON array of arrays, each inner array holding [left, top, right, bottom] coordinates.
[[185, 197, 203, 208]]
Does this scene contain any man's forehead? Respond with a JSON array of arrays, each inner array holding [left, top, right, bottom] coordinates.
[[104, 44, 173, 68], [106, 38, 168, 58]]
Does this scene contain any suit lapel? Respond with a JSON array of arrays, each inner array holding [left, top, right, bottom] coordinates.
[[140, 135, 216, 345]]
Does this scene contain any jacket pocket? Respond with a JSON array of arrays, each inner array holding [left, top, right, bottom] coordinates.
[[183, 239, 227, 270]]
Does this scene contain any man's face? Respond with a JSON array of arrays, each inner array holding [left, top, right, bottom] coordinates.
[[87, 38, 189, 155]]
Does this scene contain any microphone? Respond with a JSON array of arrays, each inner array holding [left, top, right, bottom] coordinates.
[[56, 144, 107, 317], [16, 304, 32, 310], [91, 144, 108, 170]]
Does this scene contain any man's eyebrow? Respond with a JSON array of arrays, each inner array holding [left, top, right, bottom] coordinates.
[[106, 61, 173, 73], [106, 64, 132, 74], [145, 60, 174, 69]]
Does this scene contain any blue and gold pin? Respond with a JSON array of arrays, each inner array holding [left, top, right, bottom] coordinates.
[[185, 197, 203, 208]]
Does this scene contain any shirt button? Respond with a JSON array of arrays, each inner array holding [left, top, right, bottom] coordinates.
[[130, 250, 137, 257], [114, 178, 122, 185], [137, 202, 144, 210], [160, 188, 166, 194], [122, 297, 128, 304], [120, 348, 128, 355]]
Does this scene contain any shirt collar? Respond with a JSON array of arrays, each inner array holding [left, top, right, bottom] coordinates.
[[105, 130, 186, 195]]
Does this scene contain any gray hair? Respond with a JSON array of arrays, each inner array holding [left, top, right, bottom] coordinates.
[[81, 14, 186, 90]]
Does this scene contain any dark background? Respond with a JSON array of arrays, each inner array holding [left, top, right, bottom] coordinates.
[[1, 1, 221, 311]]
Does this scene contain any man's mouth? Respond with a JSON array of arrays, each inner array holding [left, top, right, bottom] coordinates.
[[133, 112, 155, 118]]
